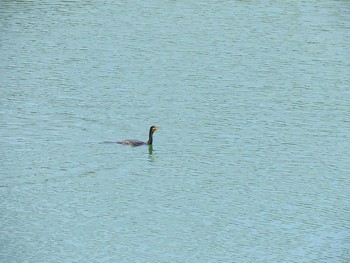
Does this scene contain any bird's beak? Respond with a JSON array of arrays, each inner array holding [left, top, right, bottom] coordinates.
[[154, 126, 159, 131]]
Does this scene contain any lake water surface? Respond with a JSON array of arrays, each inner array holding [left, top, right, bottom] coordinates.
[[1, 1, 349, 262]]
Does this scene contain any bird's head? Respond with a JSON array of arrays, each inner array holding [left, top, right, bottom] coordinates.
[[150, 126, 159, 133]]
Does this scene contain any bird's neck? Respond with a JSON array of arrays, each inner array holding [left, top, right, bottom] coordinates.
[[147, 131, 153, 145]]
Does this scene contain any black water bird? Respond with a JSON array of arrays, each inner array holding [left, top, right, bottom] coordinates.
[[116, 126, 159, 146]]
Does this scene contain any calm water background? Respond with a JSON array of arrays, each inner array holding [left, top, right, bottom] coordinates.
[[1, 1, 349, 262]]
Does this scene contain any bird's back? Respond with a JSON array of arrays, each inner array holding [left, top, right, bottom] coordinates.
[[116, 139, 146, 146]]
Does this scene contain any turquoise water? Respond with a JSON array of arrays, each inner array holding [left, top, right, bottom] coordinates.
[[1, 1, 349, 262]]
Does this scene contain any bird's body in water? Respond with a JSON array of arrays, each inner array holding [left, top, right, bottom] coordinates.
[[116, 126, 158, 146]]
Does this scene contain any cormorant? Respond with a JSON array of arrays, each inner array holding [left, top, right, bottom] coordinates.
[[116, 126, 159, 146]]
